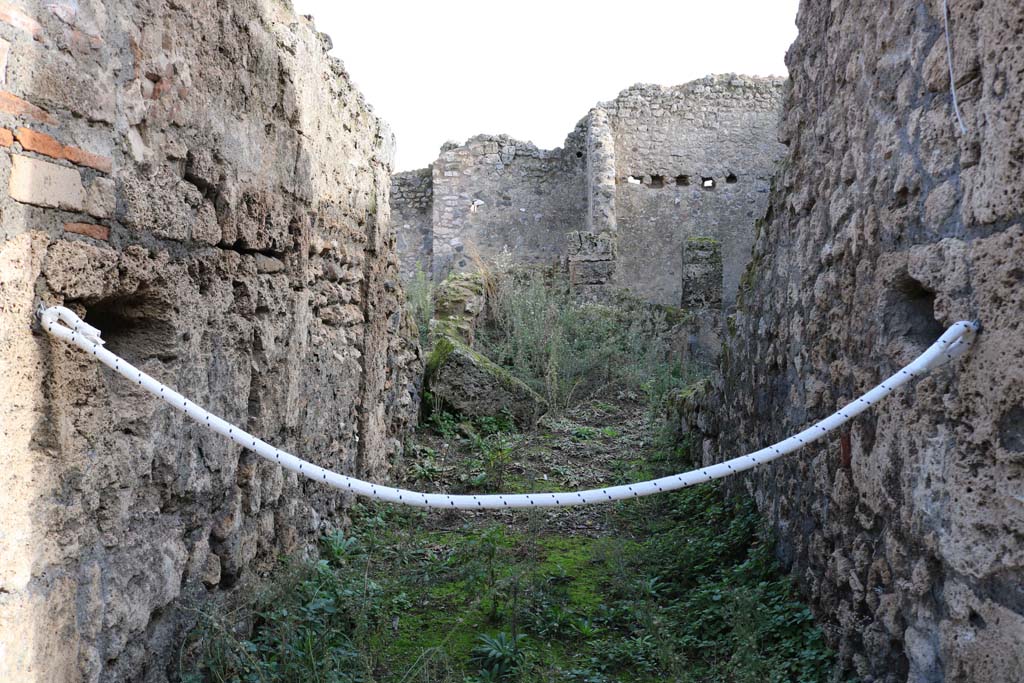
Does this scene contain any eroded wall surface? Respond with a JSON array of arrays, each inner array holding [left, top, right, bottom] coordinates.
[[392, 166, 433, 278], [609, 78, 784, 306], [391, 77, 784, 311], [0, 1, 421, 681], [684, 1, 1024, 680], [429, 132, 587, 279]]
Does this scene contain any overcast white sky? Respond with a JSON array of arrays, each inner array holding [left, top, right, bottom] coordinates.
[[292, 0, 800, 171]]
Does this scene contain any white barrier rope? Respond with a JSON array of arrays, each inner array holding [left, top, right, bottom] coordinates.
[[942, 0, 968, 134], [40, 305, 979, 509]]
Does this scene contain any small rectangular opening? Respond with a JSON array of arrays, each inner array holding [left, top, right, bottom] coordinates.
[[675, 175, 690, 186], [649, 175, 664, 188], [702, 177, 715, 189]]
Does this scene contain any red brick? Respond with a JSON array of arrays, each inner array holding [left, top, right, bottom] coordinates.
[[14, 127, 112, 173], [14, 126, 61, 156], [0, 91, 56, 124], [61, 143, 113, 173], [64, 222, 109, 241], [0, 128, 11, 147], [0, 2, 41, 39]]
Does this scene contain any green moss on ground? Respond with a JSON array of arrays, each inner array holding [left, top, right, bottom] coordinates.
[[186, 479, 837, 683]]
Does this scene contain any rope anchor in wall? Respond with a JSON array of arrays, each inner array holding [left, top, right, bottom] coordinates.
[[39, 305, 980, 510]]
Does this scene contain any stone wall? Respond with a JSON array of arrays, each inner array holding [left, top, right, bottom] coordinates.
[[0, 2, 421, 681], [608, 78, 783, 306], [429, 131, 587, 279], [391, 76, 784, 312], [683, 1, 1024, 681], [392, 166, 432, 278]]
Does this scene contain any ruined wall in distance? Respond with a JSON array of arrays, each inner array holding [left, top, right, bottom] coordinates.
[[0, 1, 421, 681], [390, 76, 784, 314], [683, 1, 1024, 680], [607, 77, 785, 307], [392, 166, 433, 279], [429, 132, 587, 279]]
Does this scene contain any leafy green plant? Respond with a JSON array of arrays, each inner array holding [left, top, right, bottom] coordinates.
[[471, 433, 515, 490], [407, 446, 443, 484], [427, 409, 459, 439], [474, 412, 516, 436], [323, 529, 361, 564], [571, 426, 597, 440], [470, 632, 527, 681]]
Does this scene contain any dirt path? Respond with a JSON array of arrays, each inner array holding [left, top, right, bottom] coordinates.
[[400, 398, 660, 536]]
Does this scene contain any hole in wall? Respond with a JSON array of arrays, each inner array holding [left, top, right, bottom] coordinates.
[[649, 175, 664, 188], [82, 289, 177, 362], [881, 273, 944, 350], [575, 151, 583, 158], [725, 173, 738, 184], [997, 405, 1024, 453], [675, 175, 690, 186], [701, 177, 715, 189], [626, 176, 642, 185]]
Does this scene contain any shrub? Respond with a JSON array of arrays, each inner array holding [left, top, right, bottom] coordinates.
[[479, 270, 698, 413]]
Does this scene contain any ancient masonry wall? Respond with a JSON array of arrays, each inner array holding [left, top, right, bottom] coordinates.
[[392, 166, 433, 278], [607, 80, 783, 306], [682, 1, 1024, 681], [391, 76, 785, 310], [0, 2, 421, 682], [429, 131, 588, 279]]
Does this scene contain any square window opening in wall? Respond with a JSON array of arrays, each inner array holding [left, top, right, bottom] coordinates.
[[726, 173, 738, 183], [626, 175, 642, 185], [676, 175, 690, 186], [649, 174, 664, 188], [702, 177, 715, 189]]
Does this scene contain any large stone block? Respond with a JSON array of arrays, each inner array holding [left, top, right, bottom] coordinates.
[[8, 154, 85, 210], [426, 334, 546, 426]]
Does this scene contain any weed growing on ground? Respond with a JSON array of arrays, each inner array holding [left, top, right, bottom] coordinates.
[[478, 270, 701, 415], [184, 454, 837, 683]]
